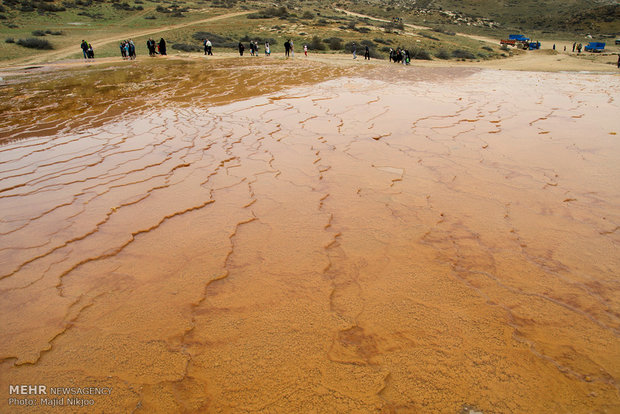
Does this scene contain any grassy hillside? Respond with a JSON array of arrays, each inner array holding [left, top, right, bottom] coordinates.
[[338, 0, 619, 35], [0, 0, 513, 63]]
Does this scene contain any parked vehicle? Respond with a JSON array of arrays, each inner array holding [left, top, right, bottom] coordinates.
[[584, 42, 606, 52]]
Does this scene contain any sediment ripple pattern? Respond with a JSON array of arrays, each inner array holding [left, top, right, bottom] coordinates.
[[0, 67, 619, 413]]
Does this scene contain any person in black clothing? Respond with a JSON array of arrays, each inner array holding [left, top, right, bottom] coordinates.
[[146, 38, 153, 56], [364, 45, 370, 60], [80, 40, 89, 60], [284, 40, 290, 57], [617, 54, 620, 68], [128, 40, 136, 60], [238, 42, 245, 56], [159, 38, 166, 56]]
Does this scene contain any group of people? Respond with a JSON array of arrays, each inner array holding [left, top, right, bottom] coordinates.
[[237, 40, 273, 56], [147, 38, 167, 56], [388, 47, 411, 65], [80, 40, 94, 60], [283, 39, 294, 57], [119, 40, 136, 60]]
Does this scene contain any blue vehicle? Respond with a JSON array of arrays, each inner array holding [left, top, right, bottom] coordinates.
[[528, 41, 541, 50], [584, 42, 605, 52], [509, 34, 530, 42]]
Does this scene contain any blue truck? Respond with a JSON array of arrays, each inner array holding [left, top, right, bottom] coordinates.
[[584, 42, 605, 52], [508, 34, 530, 42]]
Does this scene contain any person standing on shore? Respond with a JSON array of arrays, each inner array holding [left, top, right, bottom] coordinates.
[[238, 42, 245, 56], [572, 42, 576, 52], [284, 40, 290, 57], [147, 38, 156, 56], [203, 38, 208, 55], [290, 39, 294, 57], [80, 40, 89, 60], [304, 44, 308, 56], [159, 38, 166, 56], [265, 41, 270, 56], [364, 45, 370, 60], [617, 54, 620, 69], [129, 40, 136, 59], [352, 42, 357, 59], [206, 39, 212, 55]]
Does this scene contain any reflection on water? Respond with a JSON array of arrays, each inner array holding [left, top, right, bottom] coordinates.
[[0, 60, 619, 413]]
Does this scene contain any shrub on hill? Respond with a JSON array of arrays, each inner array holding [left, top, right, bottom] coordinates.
[[324, 37, 343, 50], [452, 49, 476, 59], [247, 6, 288, 19], [16, 37, 53, 49], [410, 48, 432, 60], [171, 43, 201, 52], [308, 36, 325, 51], [435, 49, 450, 59]]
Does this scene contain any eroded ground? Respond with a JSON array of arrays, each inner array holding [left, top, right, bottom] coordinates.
[[1, 60, 619, 413]]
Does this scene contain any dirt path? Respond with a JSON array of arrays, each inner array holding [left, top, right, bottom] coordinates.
[[2, 10, 253, 67], [335, 8, 499, 45]]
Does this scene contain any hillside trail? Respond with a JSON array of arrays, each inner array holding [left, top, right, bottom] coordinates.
[[2, 10, 253, 67], [335, 8, 500, 45]]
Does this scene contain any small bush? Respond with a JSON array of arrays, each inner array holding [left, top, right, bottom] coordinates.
[[5, 37, 15, 43], [433, 26, 455, 36], [373, 38, 390, 45], [420, 32, 439, 41], [435, 49, 450, 60], [325, 37, 342, 50], [360, 39, 375, 48], [452, 49, 476, 59], [301, 10, 313, 19], [171, 43, 201, 52], [410, 48, 432, 60], [32, 30, 46, 36], [247, 6, 288, 19], [16, 37, 53, 49], [482, 46, 493, 52], [308, 35, 325, 51], [37, 2, 66, 11], [144, 15, 156, 19]]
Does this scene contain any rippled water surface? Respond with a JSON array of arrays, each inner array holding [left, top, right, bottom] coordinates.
[[1, 60, 619, 413]]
